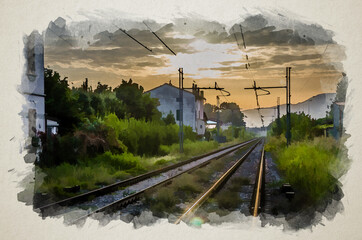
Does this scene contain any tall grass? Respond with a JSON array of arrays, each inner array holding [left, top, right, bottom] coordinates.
[[38, 152, 145, 198], [160, 139, 219, 157], [271, 137, 348, 204]]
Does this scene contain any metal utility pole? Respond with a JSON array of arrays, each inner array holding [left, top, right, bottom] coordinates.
[[178, 68, 184, 153], [231, 108, 234, 138], [216, 96, 220, 139], [244, 67, 292, 146], [286, 67, 291, 146], [277, 97, 281, 135], [180, 82, 230, 146]]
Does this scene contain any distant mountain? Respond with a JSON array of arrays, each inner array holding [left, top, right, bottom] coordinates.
[[242, 93, 336, 127]]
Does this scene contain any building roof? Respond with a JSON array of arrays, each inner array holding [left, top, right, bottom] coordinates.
[[144, 83, 192, 95], [145, 83, 206, 100]]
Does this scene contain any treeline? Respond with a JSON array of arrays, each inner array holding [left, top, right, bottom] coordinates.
[[204, 102, 246, 127], [44, 68, 163, 135], [40, 69, 196, 168], [268, 112, 332, 141]]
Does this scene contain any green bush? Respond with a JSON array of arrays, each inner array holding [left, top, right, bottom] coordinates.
[[264, 136, 287, 154], [276, 139, 340, 203], [222, 126, 256, 141], [103, 113, 179, 156], [268, 112, 325, 142], [39, 134, 81, 167]]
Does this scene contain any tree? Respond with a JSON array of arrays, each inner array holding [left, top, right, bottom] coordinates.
[[204, 102, 245, 127], [94, 82, 111, 94], [75, 90, 94, 117], [204, 103, 216, 120], [90, 93, 105, 116], [162, 111, 176, 125], [113, 79, 161, 121], [220, 102, 245, 127], [44, 68, 81, 134], [269, 112, 322, 141]]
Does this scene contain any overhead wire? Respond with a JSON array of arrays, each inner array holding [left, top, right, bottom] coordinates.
[[232, 24, 264, 127], [112, 23, 153, 53], [143, 21, 177, 56]]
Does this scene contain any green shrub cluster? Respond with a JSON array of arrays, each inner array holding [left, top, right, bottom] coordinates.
[[103, 113, 179, 156], [268, 112, 325, 141], [274, 138, 344, 203], [222, 126, 256, 141]]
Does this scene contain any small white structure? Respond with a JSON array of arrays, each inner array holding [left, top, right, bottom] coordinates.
[[20, 31, 45, 145], [206, 120, 217, 129], [146, 83, 206, 135], [47, 119, 59, 135]]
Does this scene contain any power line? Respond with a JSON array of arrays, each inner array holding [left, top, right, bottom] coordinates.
[[143, 21, 176, 56], [232, 23, 263, 125], [112, 23, 153, 53], [239, 25, 246, 49]]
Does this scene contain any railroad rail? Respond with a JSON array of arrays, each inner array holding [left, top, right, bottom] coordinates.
[[250, 145, 265, 216], [37, 138, 259, 219], [174, 139, 262, 224]]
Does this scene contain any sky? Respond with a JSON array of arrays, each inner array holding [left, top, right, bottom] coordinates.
[[43, 11, 345, 110]]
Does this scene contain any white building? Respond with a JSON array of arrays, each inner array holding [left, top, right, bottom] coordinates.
[[146, 83, 206, 135], [20, 31, 45, 148]]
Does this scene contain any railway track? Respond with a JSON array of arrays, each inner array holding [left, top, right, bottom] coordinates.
[[37, 138, 259, 220], [174, 139, 265, 224], [250, 145, 265, 216]]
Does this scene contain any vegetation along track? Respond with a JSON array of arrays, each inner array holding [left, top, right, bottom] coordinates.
[[174, 138, 264, 224], [37, 138, 259, 220]]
